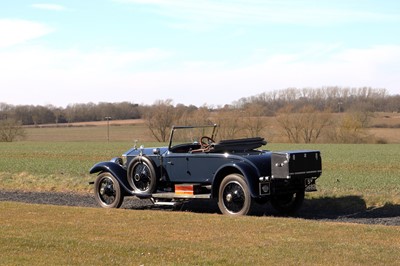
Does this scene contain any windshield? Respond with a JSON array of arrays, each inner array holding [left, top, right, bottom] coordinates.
[[168, 125, 217, 150]]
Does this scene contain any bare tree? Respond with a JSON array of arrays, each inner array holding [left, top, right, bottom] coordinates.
[[0, 119, 26, 142], [177, 105, 212, 126], [328, 111, 373, 143], [277, 105, 332, 143], [242, 103, 267, 137], [144, 99, 177, 142], [276, 106, 303, 143], [213, 107, 243, 140], [299, 106, 333, 143]]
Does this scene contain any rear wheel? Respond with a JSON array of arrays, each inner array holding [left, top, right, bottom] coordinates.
[[218, 174, 254, 216], [270, 189, 305, 215], [94, 172, 124, 208]]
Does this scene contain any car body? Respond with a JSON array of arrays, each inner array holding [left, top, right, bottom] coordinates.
[[89, 125, 322, 216]]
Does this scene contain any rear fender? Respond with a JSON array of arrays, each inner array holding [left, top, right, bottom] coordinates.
[[213, 162, 260, 198], [89, 161, 134, 196]]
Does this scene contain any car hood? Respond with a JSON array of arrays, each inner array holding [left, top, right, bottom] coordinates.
[[123, 146, 169, 157]]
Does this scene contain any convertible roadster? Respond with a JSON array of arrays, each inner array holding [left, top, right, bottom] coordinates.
[[89, 125, 322, 216]]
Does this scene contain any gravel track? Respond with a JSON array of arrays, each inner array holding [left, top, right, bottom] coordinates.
[[1, 190, 399, 226]]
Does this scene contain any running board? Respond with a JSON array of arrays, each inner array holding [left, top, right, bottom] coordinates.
[[151, 193, 212, 207], [152, 192, 211, 200], [152, 201, 177, 207]]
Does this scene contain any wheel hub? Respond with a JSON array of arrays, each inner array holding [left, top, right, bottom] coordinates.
[[100, 184, 114, 197], [226, 193, 233, 202], [134, 173, 141, 182]]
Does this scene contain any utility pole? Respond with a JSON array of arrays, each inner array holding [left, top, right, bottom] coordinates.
[[105, 116, 111, 142], [338, 101, 343, 113]]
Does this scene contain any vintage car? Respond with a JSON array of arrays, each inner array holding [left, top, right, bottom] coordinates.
[[89, 125, 322, 216]]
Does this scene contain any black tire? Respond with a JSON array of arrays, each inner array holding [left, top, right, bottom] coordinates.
[[94, 172, 124, 208], [270, 189, 305, 215], [127, 157, 157, 195], [218, 174, 254, 216]]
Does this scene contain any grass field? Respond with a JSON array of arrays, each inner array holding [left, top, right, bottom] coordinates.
[[1, 139, 399, 206], [1, 124, 399, 265], [24, 123, 151, 142], [1, 201, 399, 265]]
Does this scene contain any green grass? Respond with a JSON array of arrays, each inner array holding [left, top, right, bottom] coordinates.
[[0, 142, 120, 192], [1, 127, 400, 265], [1, 141, 400, 206], [0, 141, 158, 193], [1, 201, 399, 265]]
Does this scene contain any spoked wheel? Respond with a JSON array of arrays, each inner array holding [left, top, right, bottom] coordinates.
[[218, 174, 254, 216], [127, 157, 157, 194], [270, 189, 305, 215], [94, 172, 124, 208]]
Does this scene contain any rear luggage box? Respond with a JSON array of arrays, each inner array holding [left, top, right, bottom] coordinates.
[[271, 150, 322, 179]]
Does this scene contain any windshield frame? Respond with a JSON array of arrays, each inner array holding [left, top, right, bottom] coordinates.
[[168, 124, 218, 151]]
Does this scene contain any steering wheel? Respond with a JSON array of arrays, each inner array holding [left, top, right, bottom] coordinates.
[[200, 136, 215, 149]]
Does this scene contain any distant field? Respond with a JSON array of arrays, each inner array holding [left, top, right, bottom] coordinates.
[[22, 112, 400, 143], [369, 128, 400, 143], [24, 122, 153, 142]]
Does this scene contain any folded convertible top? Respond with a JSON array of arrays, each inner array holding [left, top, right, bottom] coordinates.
[[211, 137, 267, 152]]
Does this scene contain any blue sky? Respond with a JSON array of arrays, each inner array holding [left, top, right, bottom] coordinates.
[[1, 0, 400, 107]]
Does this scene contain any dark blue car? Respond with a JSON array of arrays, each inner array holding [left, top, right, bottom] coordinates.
[[90, 125, 322, 216]]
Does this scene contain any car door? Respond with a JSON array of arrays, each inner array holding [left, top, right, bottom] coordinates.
[[186, 153, 224, 183], [164, 153, 191, 182], [165, 152, 228, 184]]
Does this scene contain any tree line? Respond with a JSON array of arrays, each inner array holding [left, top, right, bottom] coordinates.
[[142, 87, 399, 144], [0, 102, 141, 125], [142, 99, 377, 144], [1, 87, 399, 126], [235, 86, 400, 114], [1, 87, 399, 142]]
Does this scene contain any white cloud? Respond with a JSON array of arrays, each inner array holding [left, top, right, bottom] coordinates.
[[0, 19, 54, 48], [149, 44, 400, 104], [0, 46, 174, 106], [243, 45, 400, 94], [1, 44, 399, 107], [31, 3, 66, 11]]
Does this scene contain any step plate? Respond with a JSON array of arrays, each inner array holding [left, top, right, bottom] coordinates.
[[152, 192, 211, 199]]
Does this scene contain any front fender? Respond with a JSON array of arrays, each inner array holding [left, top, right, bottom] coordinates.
[[89, 161, 134, 196], [90, 161, 126, 176]]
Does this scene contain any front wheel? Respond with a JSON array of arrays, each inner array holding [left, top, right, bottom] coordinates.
[[270, 189, 305, 215], [218, 174, 254, 216], [94, 172, 124, 208]]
